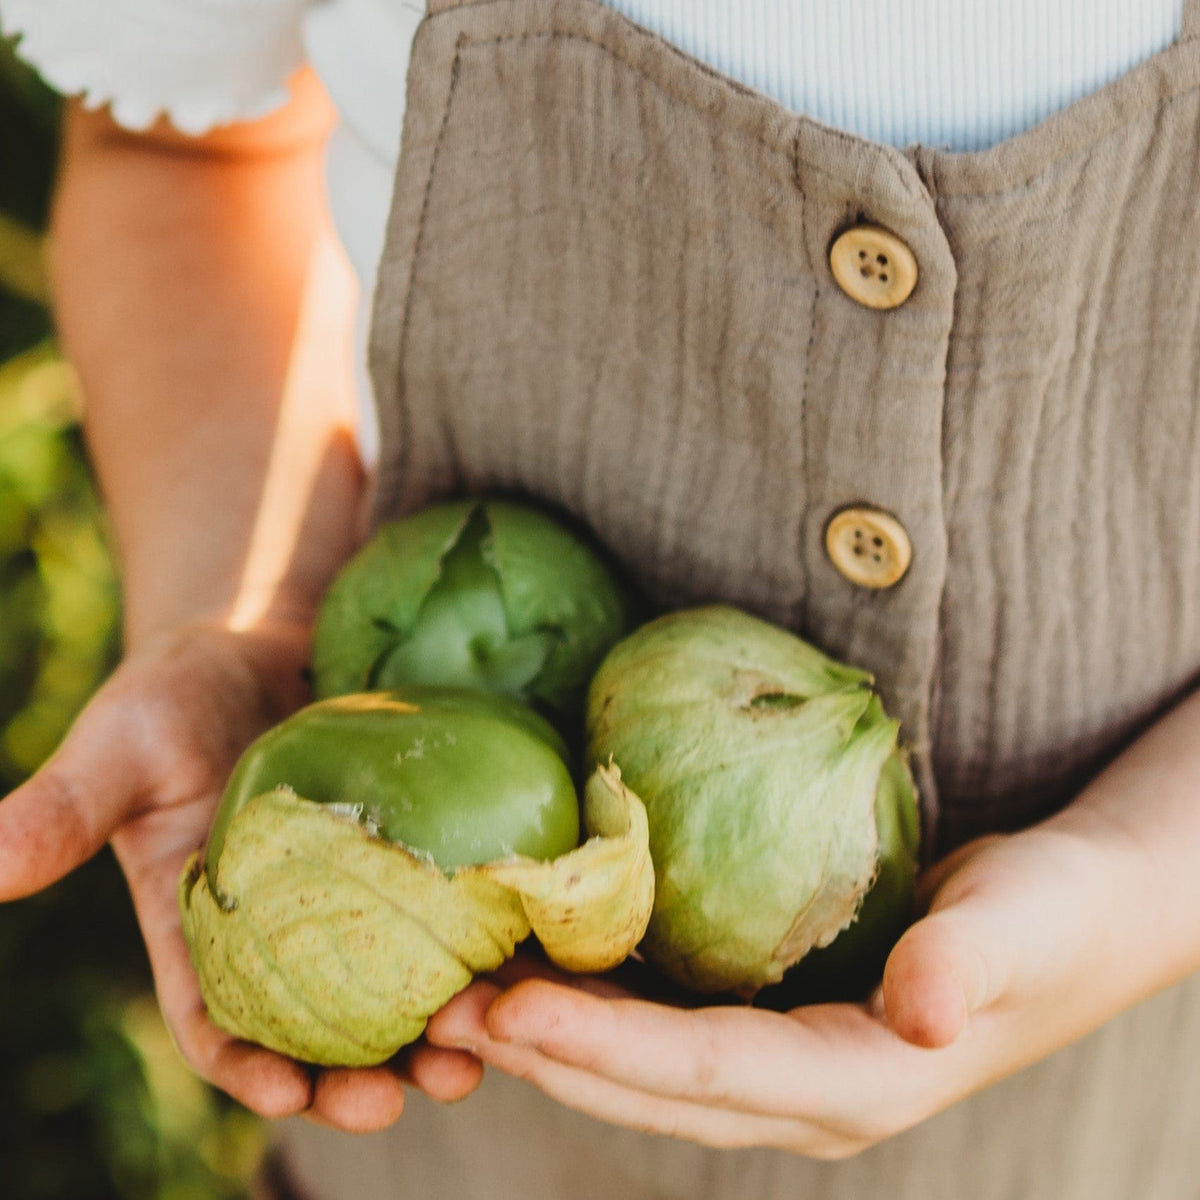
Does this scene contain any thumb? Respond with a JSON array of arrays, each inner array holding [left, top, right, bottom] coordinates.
[[0, 697, 150, 901], [880, 909, 1003, 1050]]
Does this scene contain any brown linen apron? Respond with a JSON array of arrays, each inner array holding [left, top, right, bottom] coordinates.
[[275, 0, 1200, 1194]]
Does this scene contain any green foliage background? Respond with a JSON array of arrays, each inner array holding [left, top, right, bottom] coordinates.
[[0, 41, 266, 1200]]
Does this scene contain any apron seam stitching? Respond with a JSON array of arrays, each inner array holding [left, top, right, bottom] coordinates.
[[438, 7, 1200, 208], [450, 27, 922, 222], [454, 31, 800, 161], [792, 133, 816, 635]]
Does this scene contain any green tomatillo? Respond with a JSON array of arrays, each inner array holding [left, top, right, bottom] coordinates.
[[180, 689, 654, 1067], [586, 606, 920, 997], [311, 500, 631, 731], [204, 688, 579, 889]]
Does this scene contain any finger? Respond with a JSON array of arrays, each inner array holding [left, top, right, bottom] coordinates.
[[433, 978, 917, 1124], [914, 834, 1006, 913], [0, 706, 151, 900], [883, 831, 1096, 1050], [486, 981, 815, 1114], [881, 915, 991, 1048], [489, 955, 640, 1000], [427, 982, 852, 1157], [119, 834, 314, 1118], [425, 979, 507, 1053], [307, 1066, 406, 1133], [490, 951, 706, 1007], [404, 1044, 485, 1102], [475, 1040, 848, 1155]]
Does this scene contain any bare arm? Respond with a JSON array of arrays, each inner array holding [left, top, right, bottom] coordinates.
[[51, 70, 362, 647], [0, 77, 481, 1130]]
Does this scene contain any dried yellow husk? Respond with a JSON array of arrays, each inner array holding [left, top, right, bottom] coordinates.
[[179, 763, 652, 1067]]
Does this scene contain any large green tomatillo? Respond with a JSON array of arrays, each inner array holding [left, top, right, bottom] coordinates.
[[180, 689, 654, 1067], [311, 500, 630, 729], [586, 606, 919, 996], [205, 688, 579, 889]]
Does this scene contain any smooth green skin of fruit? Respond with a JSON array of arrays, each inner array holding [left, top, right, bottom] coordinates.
[[311, 500, 630, 728], [205, 688, 579, 891], [586, 605, 920, 995]]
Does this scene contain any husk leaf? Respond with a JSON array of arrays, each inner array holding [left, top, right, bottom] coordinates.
[[587, 606, 909, 994], [180, 776, 652, 1067], [480, 762, 654, 972], [311, 503, 473, 698], [310, 501, 629, 722]]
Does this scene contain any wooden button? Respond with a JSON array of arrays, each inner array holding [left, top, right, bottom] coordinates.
[[829, 225, 918, 310], [825, 507, 912, 589]]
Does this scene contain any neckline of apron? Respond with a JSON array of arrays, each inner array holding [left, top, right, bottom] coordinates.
[[422, 0, 1200, 203]]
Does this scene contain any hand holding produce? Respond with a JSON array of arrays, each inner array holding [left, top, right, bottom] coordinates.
[[180, 690, 653, 1067], [182, 500, 920, 1072]]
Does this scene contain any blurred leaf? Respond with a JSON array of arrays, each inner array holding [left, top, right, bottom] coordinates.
[[0, 35, 61, 229], [0, 285, 52, 362], [0, 340, 83, 434], [0, 63, 266, 1200], [0, 211, 50, 303]]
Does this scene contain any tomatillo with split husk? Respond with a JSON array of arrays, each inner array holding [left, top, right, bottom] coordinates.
[[180, 688, 654, 1067], [311, 500, 631, 731], [204, 687, 579, 891]]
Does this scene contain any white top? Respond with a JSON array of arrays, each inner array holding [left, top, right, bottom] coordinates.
[[1, 0, 1186, 458]]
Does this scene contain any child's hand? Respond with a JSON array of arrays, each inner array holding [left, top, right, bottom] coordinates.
[[0, 621, 483, 1132], [10, 80, 477, 1131], [427, 689, 1200, 1155]]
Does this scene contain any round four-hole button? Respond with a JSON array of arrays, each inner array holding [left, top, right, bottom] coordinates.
[[829, 225, 918, 310], [825, 506, 912, 590]]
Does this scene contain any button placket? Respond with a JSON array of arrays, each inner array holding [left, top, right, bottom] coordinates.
[[791, 127, 956, 851]]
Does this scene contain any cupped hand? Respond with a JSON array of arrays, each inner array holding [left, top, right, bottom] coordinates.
[[426, 816, 1167, 1157], [0, 621, 482, 1131]]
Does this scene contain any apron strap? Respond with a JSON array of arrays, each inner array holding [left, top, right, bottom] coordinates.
[[1184, 0, 1200, 42]]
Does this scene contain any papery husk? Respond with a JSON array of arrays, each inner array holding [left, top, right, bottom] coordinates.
[[179, 764, 652, 1067], [586, 605, 918, 995], [310, 500, 629, 722], [482, 763, 654, 972]]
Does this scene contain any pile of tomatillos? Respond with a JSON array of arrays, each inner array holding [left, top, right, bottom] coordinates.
[[179, 500, 919, 1066]]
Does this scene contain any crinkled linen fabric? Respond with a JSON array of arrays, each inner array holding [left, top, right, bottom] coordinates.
[[2, 0, 1185, 466], [7, 0, 1200, 1194], [274, 2, 1200, 1196], [368, 0, 1200, 851]]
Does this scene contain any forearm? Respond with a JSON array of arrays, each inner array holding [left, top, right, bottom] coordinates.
[[49, 71, 364, 650], [1041, 687, 1200, 997]]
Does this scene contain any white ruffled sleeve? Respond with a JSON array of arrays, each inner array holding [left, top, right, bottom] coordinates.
[[0, 0, 314, 135]]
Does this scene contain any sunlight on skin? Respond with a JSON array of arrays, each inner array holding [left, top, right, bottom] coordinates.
[[228, 231, 359, 634]]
